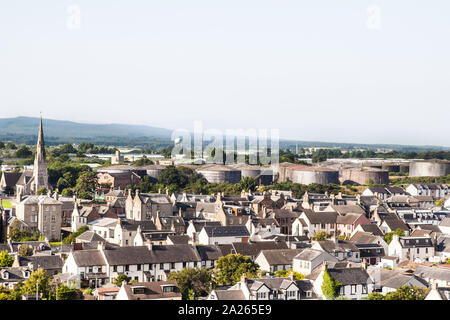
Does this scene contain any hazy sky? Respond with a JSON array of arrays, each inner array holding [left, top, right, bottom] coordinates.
[[0, 1, 449, 147]]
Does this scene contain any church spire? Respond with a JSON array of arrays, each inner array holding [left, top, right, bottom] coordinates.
[[36, 115, 46, 161], [32, 115, 49, 193]]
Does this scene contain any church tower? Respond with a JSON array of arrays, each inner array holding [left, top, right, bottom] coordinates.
[[32, 116, 50, 193]]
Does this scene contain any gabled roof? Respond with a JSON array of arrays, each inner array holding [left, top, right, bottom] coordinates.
[[327, 267, 371, 285], [315, 240, 359, 253], [294, 248, 327, 262], [218, 241, 288, 258], [357, 224, 384, 236], [302, 211, 338, 224], [331, 204, 366, 216], [102, 245, 201, 265], [72, 250, 107, 267], [1, 172, 22, 187], [15, 255, 64, 270], [202, 226, 250, 238], [122, 281, 181, 300], [196, 245, 223, 261], [258, 249, 303, 266], [212, 289, 246, 300], [414, 265, 450, 282], [382, 218, 409, 231], [76, 231, 105, 243]]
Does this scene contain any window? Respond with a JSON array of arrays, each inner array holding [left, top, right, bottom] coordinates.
[[306, 291, 312, 298], [351, 285, 357, 295], [362, 285, 367, 294], [137, 264, 141, 271], [125, 265, 129, 272], [160, 263, 164, 270], [417, 248, 420, 254], [113, 265, 117, 272], [51, 225, 55, 232], [163, 286, 174, 293], [171, 263, 175, 269], [89, 267, 93, 273], [52, 216, 55, 222]]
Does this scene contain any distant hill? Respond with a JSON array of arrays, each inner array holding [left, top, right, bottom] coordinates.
[[0, 117, 172, 139], [0, 116, 448, 152]]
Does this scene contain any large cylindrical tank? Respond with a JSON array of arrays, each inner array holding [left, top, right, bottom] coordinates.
[[290, 167, 340, 185], [340, 167, 389, 185], [144, 165, 167, 182], [196, 165, 242, 184], [409, 160, 450, 177]]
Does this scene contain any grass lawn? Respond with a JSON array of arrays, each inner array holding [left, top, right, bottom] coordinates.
[[49, 242, 62, 246], [1, 200, 12, 208]]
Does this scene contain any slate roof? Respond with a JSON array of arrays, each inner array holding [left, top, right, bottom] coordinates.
[[302, 211, 338, 224], [350, 231, 382, 245], [202, 226, 250, 238], [122, 281, 182, 300], [383, 218, 410, 231], [258, 249, 303, 266], [0, 267, 31, 283], [293, 248, 326, 261], [76, 231, 105, 243], [167, 235, 190, 245], [1, 172, 22, 187], [357, 224, 384, 236], [218, 241, 288, 258], [102, 245, 201, 265], [196, 245, 223, 261], [414, 265, 450, 282], [316, 240, 359, 253], [191, 221, 222, 232], [15, 255, 64, 270], [212, 289, 246, 300], [72, 249, 107, 267], [327, 267, 371, 285], [336, 213, 364, 225], [331, 204, 366, 216], [398, 237, 433, 248]]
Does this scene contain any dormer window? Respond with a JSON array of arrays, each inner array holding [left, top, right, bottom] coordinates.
[[2, 272, 8, 280]]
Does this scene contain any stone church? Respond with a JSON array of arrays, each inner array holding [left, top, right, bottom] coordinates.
[[16, 117, 51, 196]]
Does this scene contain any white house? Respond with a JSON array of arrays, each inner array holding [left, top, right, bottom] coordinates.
[[388, 235, 435, 262], [198, 226, 250, 245], [116, 280, 182, 300], [313, 263, 374, 300], [292, 248, 338, 276]]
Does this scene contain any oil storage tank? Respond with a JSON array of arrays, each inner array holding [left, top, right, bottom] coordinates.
[[340, 167, 389, 185], [290, 166, 340, 185], [409, 160, 450, 177], [196, 164, 242, 184]]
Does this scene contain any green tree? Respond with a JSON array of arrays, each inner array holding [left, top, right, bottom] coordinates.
[[0, 250, 14, 267], [313, 231, 331, 241], [56, 285, 77, 300], [22, 269, 51, 298], [321, 270, 342, 300], [62, 225, 89, 244], [18, 244, 34, 257], [384, 228, 405, 244], [113, 274, 131, 286], [384, 286, 429, 300], [236, 177, 257, 192], [132, 155, 154, 166], [214, 254, 259, 286], [14, 146, 33, 158], [167, 267, 214, 300], [365, 292, 385, 300], [75, 171, 98, 199], [273, 269, 304, 280], [36, 187, 48, 195]]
